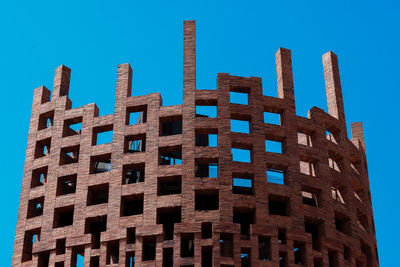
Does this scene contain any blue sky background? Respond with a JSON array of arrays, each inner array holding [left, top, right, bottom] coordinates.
[[1, 0, 398, 265]]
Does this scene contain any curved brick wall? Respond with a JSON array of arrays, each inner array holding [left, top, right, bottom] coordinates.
[[12, 21, 378, 267]]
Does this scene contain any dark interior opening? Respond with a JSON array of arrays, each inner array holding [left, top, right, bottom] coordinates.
[[142, 236, 156, 261], [158, 176, 182, 195], [258, 236, 271, 261], [87, 183, 109, 206], [160, 117, 182, 136], [90, 154, 111, 174], [201, 222, 212, 239], [157, 207, 181, 240], [293, 241, 305, 265], [123, 164, 145, 184], [125, 134, 146, 153], [202, 246, 212, 267], [60, 145, 80, 165], [328, 250, 339, 267], [241, 248, 250, 267], [163, 248, 173, 267], [268, 195, 289, 216], [106, 241, 119, 264], [334, 211, 351, 235], [27, 197, 44, 218], [31, 167, 47, 188], [56, 174, 77, 196], [90, 256, 100, 267], [56, 238, 66, 255], [279, 251, 288, 267], [126, 252, 135, 267], [53, 206, 74, 228], [181, 234, 195, 258], [160, 148, 182, 165], [21, 228, 40, 262], [278, 228, 287, 244], [38, 251, 50, 267], [85, 215, 107, 249], [233, 208, 254, 240], [121, 194, 144, 216], [195, 190, 219, 210], [127, 227, 136, 244], [305, 219, 323, 251]]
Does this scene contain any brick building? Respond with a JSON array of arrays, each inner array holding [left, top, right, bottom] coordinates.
[[12, 20, 379, 267]]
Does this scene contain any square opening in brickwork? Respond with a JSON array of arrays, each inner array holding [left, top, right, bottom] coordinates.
[[142, 236, 156, 261], [196, 105, 217, 118], [328, 157, 342, 173], [54, 262, 64, 267], [123, 163, 145, 184], [126, 252, 135, 267], [195, 131, 218, 147], [334, 211, 352, 235], [297, 131, 313, 147], [60, 145, 80, 165], [90, 256, 99, 267], [304, 217, 323, 251], [195, 190, 219, 210], [299, 160, 317, 177], [344, 245, 352, 260], [220, 233, 233, 258], [328, 250, 339, 267], [127, 105, 147, 125], [56, 238, 66, 255], [302, 187, 320, 207], [278, 228, 287, 244], [87, 183, 109, 206], [157, 207, 181, 240], [357, 210, 369, 233], [233, 207, 254, 240], [127, 227, 136, 244], [233, 174, 253, 195], [241, 248, 251, 267], [158, 176, 181, 196], [232, 147, 252, 163], [121, 194, 144, 216], [159, 146, 182, 165], [231, 118, 250, 134], [195, 159, 218, 178], [34, 138, 51, 159], [71, 247, 84, 267], [293, 241, 306, 265], [106, 241, 119, 264], [38, 251, 50, 267], [125, 134, 146, 153], [202, 246, 213, 267], [201, 222, 212, 239], [265, 139, 283, 153], [264, 111, 281, 125], [27, 196, 44, 218], [53, 205, 74, 228], [279, 251, 288, 267], [268, 195, 289, 216], [21, 228, 40, 262], [181, 233, 195, 258], [62, 117, 82, 137], [163, 248, 174, 267], [258, 236, 271, 261], [267, 168, 285, 185], [326, 129, 340, 144], [230, 91, 248, 105], [85, 215, 107, 249], [92, 125, 113, 146], [38, 110, 54, 131], [331, 186, 345, 204], [31, 166, 47, 188], [90, 154, 111, 174], [160, 116, 182, 136], [56, 174, 77, 196]]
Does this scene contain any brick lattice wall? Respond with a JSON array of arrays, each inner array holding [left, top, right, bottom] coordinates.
[[12, 20, 379, 267]]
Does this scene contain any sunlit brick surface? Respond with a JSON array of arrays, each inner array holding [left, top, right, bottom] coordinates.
[[12, 21, 378, 267]]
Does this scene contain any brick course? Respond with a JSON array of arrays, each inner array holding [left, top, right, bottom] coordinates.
[[12, 20, 379, 267]]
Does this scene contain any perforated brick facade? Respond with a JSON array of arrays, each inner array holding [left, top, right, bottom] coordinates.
[[12, 20, 378, 267]]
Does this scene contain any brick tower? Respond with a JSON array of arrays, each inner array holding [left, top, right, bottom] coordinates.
[[12, 21, 379, 267]]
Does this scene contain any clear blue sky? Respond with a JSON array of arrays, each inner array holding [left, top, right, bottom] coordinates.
[[1, 0, 398, 265]]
